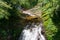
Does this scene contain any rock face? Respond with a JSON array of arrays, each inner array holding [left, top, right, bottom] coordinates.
[[19, 3, 42, 20], [20, 9, 42, 22]]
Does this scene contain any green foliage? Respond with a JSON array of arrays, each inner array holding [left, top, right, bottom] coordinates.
[[0, 0, 60, 40], [40, 0, 59, 40], [0, 0, 39, 40], [19, 0, 38, 9], [0, 0, 12, 19]]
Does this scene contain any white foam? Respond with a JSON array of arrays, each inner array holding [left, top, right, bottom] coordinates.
[[18, 23, 46, 40]]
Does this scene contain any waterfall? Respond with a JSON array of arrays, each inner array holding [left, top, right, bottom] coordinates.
[[18, 22, 46, 40], [17, 4, 46, 40]]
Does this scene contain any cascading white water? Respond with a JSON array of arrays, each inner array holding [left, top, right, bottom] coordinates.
[[18, 22, 46, 40], [17, 5, 45, 40]]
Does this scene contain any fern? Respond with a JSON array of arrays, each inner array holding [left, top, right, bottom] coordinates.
[[0, 0, 12, 19]]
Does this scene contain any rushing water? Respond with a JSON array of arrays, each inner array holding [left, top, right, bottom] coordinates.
[[17, 5, 46, 40], [18, 22, 46, 40]]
